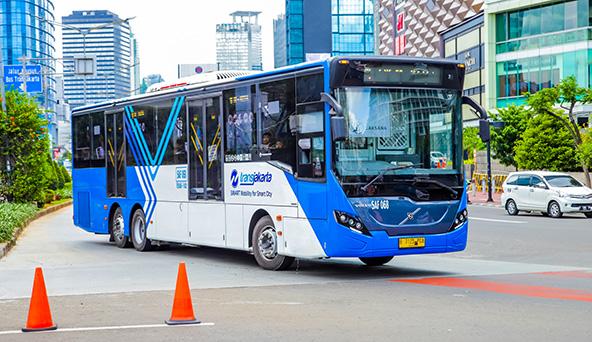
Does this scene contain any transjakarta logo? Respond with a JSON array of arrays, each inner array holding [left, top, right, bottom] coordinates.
[[230, 169, 272, 188]]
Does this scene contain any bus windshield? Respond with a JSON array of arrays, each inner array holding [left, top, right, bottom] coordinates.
[[333, 87, 462, 199]]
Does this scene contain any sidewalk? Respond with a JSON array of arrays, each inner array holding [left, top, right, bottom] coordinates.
[[467, 189, 502, 207]]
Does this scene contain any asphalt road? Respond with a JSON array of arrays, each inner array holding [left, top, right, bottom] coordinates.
[[0, 205, 591, 341]]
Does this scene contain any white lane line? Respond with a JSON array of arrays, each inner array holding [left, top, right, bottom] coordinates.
[[0, 322, 214, 335], [471, 217, 526, 224]]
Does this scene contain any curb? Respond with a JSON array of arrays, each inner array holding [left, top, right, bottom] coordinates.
[[468, 202, 503, 208], [0, 200, 72, 260]]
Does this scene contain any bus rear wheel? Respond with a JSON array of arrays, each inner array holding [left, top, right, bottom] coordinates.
[[252, 216, 294, 271], [359, 256, 394, 266], [110, 207, 130, 248], [131, 209, 153, 252]]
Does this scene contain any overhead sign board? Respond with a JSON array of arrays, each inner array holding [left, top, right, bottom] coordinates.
[[3, 65, 42, 93]]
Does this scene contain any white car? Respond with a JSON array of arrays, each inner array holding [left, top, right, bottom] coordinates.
[[501, 171, 592, 218]]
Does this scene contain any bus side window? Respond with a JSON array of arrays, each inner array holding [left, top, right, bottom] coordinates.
[[260, 79, 296, 171], [223, 86, 257, 162], [90, 112, 105, 168], [73, 114, 92, 169], [296, 102, 325, 179]]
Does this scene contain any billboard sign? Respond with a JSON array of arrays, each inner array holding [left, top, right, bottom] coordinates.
[[3, 65, 42, 93]]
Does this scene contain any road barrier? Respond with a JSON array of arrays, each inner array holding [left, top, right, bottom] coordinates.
[[22, 267, 57, 332], [165, 262, 201, 325], [472, 173, 507, 193]]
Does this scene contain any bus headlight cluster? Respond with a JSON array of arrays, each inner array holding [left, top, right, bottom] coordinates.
[[334, 211, 369, 235], [451, 209, 468, 230]]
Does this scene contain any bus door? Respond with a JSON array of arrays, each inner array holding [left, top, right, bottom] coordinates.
[[106, 111, 126, 198], [187, 95, 226, 247]]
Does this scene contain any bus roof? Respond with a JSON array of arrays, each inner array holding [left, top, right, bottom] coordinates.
[[71, 56, 463, 116]]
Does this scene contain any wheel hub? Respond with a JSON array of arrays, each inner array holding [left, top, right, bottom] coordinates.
[[133, 216, 145, 244], [257, 227, 277, 260], [113, 214, 125, 240]]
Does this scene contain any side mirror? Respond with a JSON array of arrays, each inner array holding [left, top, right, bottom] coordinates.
[[320, 92, 343, 117], [331, 116, 347, 141], [479, 119, 490, 142]]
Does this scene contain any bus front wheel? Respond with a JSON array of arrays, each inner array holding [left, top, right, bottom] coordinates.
[[252, 216, 294, 271], [131, 209, 153, 252], [359, 256, 394, 266]]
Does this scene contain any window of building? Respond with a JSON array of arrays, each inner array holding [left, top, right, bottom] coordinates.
[[260, 78, 297, 171], [224, 86, 257, 162]]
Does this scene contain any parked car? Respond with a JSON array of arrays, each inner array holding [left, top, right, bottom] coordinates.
[[501, 171, 592, 218], [430, 151, 447, 168]]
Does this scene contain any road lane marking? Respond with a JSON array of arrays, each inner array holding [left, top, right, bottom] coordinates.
[[470, 217, 526, 224], [0, 322, 215, 335], [391, 277, 592, 303]]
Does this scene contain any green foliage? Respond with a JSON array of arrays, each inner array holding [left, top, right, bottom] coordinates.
[[55, 183, 72, 200], [60, 165, 71, 183], [515, 114, 580, 172], [490, 105, 530, 169], [576, 129, 592, 168], [0, 90, 51, 204], [463, 127, 485, 164], [0, 203, 38, 243]]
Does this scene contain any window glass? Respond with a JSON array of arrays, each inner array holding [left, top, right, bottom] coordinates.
[[544, 175, 582, 187], [188, 100, 205, 199], [162, 100, 187, 166], [508, 10, 523, 39], [506, 175, 518, 185], [516, 175, 530, 186], [530, 176, 544, 187], [73, 114, 92, 168], [296, 73, 324, 103], [260, 78, 297, 171], [128, 103, 158, 159], [224, 86, 256, 162], [90, 112, 105, 168]]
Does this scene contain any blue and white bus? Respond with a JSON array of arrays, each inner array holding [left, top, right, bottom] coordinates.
[[72, 56, 483, 270]]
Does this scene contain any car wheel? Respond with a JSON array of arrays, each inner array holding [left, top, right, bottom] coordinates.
[[505, 199, 519, 216], [584, 212, 592, 218], [359, 256, 394, 266], [252, 216, 294, 271], [547, 201, 563, 218], [131, 209, 153, 251], [110, 207, 130, 248]]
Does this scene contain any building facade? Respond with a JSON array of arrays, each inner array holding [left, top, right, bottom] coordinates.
[[216, 11, 262, 71], [130, 32, 140, 95], [485, 0, 592, 113], [375, 0, 484, 57], [441, 12, 485, 121], [0, 0, 57, 142], [139, 74, 163, 94], [283, 0, 372, 66], [62, 10, 132, 108], [273, 14, 287, 68]]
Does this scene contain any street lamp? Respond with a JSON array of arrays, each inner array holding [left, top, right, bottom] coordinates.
[[36, 15, 135, 105]]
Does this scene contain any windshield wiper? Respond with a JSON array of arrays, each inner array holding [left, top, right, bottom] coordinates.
[[361, 164, 422, 192], [412, 177, 459, 199]]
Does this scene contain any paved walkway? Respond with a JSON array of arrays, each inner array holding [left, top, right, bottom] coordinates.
[[467, 190, 502, 207]]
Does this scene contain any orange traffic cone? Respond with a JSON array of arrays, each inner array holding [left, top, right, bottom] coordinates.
[[22, 267, 57, 332], [165, 262, 200, 325]]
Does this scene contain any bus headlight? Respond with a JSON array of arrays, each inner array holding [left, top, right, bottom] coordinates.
[[450, 209, 468, 230], [334, 211, 370, 235]]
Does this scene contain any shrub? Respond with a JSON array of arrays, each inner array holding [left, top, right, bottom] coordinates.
[[60, 165, 71, 183], [0, 203, 38, 243]]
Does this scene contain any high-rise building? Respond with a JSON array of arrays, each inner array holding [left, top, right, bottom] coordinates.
[[283, 0, 373, 66], [139, 74, 164, 94], [374, 0, 484, 57], [0, 0, 57, 134], [486, 0, 592, 114], [216, 11, 262, 71], [130, 32, 141, 95], [62, 10, 132, 108], [273, 14, 287, 68]]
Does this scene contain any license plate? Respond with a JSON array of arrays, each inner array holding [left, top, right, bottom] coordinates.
[[399, 237, 426, 249]]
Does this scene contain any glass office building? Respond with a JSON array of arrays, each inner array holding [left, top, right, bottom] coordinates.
[[331, 0, 375, 55], [0, 0, 56, 107], [487, 0, 592, 109], [284, 0, 373, 66], [216, 12, 262, 71]]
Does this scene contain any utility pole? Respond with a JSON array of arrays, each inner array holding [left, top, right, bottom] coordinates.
[[18, 55, 29, 93], [0, 38, 7, 113]]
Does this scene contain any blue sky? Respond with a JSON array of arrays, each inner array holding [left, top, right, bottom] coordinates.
[[55, 0, 285, 81]]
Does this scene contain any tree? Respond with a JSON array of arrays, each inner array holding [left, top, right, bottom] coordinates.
[[490, 105, 530, 170], [0, 90, 51, 203], [463, 127, 485, 164], [526, 76, 592, 186], [514, 114, 579, 172]]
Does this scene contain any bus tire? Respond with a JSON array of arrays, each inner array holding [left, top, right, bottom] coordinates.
[[131, 209, 153, 252], [252, 216, 294, 271], [110, 207, 130, 248], [359, 256, 394, 266]]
